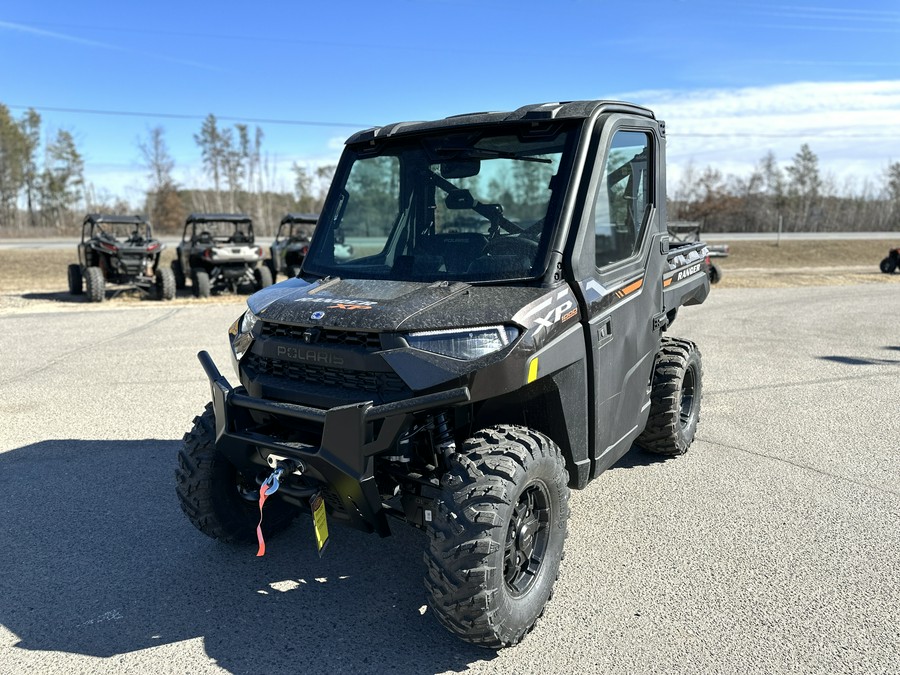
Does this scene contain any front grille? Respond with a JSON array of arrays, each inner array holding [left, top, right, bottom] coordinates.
[[246, 354, 408, 396], [261, 322, 381, 351]]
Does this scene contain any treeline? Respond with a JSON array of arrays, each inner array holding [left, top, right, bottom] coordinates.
[[141, 116, 335, 235], [0, 105, 86, 231], [3, 101, 900, 236], [670, 144, 900, 233], [0, 105, 335, 236]]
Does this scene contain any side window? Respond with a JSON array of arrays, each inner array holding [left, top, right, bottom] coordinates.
[[594, 130, 652, 268]]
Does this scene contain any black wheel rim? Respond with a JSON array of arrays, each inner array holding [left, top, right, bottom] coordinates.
[[504, 481, 551, 596], [679, 362, 697, 429]]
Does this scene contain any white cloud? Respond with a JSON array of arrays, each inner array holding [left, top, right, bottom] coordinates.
[[83, 80, 900, 204], [620, 80, 900, 192]]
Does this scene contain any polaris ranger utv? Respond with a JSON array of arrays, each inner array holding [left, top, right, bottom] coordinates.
[[172, 213, 272, 297], [176, 100, 710, 648], [68, 213, 174, 302], [267, 213, 317, 281]]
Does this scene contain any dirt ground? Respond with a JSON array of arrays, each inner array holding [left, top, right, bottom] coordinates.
[[1, 240, 898, 313]]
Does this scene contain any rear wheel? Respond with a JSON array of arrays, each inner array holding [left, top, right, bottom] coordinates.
[[265, 258, 277, 283], [84, 266, 105, 302], [880, 257, 897, 274], [192, 269, 211, 298], [425, 425, 569, 648], [176, 403, 299, 543], [636, 337, 703, 456], [172, 259, 186, 289], [156, 266, 176, 300], [255, 265, 273, 290], [67, 264, 83, 295]]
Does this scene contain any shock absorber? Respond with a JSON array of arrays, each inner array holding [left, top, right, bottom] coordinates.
[[432, 411, 457, 460]]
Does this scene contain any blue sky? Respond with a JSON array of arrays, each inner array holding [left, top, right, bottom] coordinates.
[[2, 0, 899, 205]]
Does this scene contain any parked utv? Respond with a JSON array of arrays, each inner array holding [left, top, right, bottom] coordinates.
[[172, 213, 271, 297], [879, 247, 899, 274], [176, 100, 710, 648], [68, 214, 174, 302], [267, 213, 317, 281]]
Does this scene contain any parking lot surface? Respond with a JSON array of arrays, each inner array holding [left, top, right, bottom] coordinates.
[[0, 284, 897, 674]]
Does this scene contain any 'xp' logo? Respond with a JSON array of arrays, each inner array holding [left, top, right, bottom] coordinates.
[[534, 300, 574, 333]]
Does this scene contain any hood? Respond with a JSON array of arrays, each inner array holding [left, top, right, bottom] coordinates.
[[247, 277, 548, 332]]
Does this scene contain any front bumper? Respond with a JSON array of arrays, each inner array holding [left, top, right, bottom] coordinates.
[[198, 351, 470, 536]]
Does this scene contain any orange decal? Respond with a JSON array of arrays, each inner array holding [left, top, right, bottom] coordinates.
[[663, 278, 673, 288], [621, 278, 643, 296], [615, 278, 643, 299], [328, 303, 373, 310]]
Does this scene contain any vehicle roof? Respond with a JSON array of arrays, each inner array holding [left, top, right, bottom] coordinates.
[[186, 213, 253, 224], [280, 213, 319, 225], [346, 100, 655, 145], [84, 213, 149, 226]]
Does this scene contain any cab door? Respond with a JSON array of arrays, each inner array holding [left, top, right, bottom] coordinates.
[[574, 118, 668, 476]]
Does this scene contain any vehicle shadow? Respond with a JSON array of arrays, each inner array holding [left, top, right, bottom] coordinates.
[[817, 351, 900, 366], [20, 290, 85, 303], [610, 445, 673, 470], [19, 290, 209, 304], [0, 439, 489, 674]]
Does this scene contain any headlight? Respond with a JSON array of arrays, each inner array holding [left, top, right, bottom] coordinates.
[[230, 309, 260, 361], [405, 325, 519, 360]]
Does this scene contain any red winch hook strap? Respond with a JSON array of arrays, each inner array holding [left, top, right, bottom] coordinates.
[[256, 467, 283, 557]]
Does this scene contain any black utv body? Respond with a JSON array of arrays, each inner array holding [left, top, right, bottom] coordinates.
[[177, 100, 711, 648], [267, 213, 317, 281], [68, 214, 174, 302], [172, 213, 272, 297]]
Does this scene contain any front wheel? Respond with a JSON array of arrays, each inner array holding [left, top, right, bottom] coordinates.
[[172, 259, 187, 289], [67, 264, 83, 295], [880, 257, 897, 274], [636, 337, 703, 456], [175, 403, 299, 542], [425, 425, 569, 648]]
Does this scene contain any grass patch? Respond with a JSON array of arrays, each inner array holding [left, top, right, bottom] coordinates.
[[714, 239, 897, 270]]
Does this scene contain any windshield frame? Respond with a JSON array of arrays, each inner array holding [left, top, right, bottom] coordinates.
[[302, 122, 580, 285]]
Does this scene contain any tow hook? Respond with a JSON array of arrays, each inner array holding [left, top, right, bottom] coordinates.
[[265, 454, 305, 476]]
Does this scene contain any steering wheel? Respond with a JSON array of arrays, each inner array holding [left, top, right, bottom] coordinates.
[[482, 236, 539, 258]]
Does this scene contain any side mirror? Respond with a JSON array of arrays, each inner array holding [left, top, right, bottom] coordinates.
[[441, 159, 480, 179]]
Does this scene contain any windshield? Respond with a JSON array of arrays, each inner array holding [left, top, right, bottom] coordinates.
[[279, 221, 314, 242], [192, 220, 253, 244], [303, 124, 575, 283], [94, 221, 151, 243]]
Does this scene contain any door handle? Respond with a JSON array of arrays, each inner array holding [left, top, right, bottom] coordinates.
[[598, 319, 611, 340]]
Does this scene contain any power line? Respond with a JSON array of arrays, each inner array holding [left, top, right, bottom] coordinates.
[[6, 103, 900, 140], [5, 104, 372, 129]]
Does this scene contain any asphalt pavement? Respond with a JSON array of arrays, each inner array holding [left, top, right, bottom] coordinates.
[[0, 285, 898, 674]]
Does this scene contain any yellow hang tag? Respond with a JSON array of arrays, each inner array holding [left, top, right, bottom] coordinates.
[[310, 492, 329, 557]]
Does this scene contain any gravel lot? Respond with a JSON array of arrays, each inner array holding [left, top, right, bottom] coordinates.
[[0, 268, 898, 673]]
